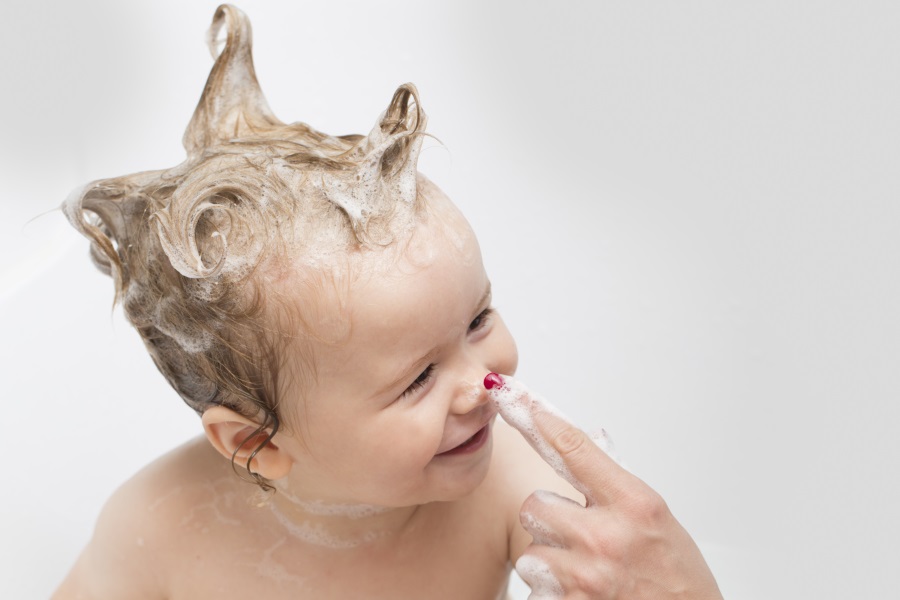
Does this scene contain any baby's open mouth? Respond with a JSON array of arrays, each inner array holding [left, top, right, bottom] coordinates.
[[436, 424, 490, 457]]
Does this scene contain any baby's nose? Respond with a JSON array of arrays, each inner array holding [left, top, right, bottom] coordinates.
[[449, 378, 491, 415]]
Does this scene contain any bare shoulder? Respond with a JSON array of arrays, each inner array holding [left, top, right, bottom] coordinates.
[[486, 419, 583, 561], [52, 437, 230, 600]]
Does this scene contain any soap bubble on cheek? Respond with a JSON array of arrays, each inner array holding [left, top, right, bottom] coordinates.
[[515, 554, 564, 599]]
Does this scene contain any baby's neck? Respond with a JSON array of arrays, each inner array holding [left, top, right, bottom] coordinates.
[[263, 482, 423, 549]]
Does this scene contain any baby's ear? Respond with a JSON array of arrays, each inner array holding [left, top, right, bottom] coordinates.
[[201, 406, 292, 481]]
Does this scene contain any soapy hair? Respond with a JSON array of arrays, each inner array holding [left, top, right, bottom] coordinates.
[[62, 4, 428, 489]]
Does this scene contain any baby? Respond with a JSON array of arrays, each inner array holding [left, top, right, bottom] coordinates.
[[54, 6, 722, 599]]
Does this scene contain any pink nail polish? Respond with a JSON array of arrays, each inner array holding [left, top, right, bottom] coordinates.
[[484, 372, 503, 390]]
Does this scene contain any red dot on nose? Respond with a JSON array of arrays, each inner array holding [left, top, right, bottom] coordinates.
[[484, 372, 503, 390]]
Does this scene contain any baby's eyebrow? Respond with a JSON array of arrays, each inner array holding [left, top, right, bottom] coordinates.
[[375, 348, 439, 397]]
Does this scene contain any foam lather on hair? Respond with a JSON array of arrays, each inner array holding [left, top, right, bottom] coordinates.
[[61, 3, 433, 425], [62, 4, 436, 440]]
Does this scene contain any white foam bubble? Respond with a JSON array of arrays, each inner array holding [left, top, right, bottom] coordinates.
[[289, 498, 390, 519], [301, 116, 420, 245], [256, 537, 309, 587], [531, 489, 580, 508], [520, 510, 562, 549], [272, 481, 391, 519], [589, 427, 621, 465], [153, 298, 214, 353], [515, 554, 564, 599], [268, 503, 383, 549]]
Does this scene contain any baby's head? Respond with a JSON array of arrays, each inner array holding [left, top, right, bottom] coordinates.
[[65, 4, 517, 500]]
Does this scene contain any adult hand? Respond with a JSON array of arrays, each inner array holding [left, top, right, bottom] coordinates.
[[486, 375, 723, 600]]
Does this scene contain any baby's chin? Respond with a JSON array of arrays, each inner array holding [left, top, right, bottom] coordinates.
[[424, 435, 496, 501]]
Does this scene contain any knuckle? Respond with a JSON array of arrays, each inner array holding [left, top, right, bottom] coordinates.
[[553, 426, 590, 458], [626, 488, 669, 524], [582, 527, 624, 562], [571, 563, 614, 595]]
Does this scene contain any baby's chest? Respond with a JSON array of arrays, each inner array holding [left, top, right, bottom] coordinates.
[[163, 514, 512, 600]]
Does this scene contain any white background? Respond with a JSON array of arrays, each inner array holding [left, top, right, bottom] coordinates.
[[2, 1, 898, 598]]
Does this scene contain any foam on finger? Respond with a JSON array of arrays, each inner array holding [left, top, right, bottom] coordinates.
[[520, 498, 567, 549], [515, 554, 564, 600], [484, 373, 578, 487], [484, 373, 622, 495]]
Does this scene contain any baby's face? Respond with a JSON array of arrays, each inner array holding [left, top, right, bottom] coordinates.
[[275, 197, 518, 507]]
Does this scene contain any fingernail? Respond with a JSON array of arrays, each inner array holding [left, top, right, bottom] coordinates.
[[484, 372, 504, 390]]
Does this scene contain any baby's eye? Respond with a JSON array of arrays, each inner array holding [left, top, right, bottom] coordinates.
[[468, 308, 493, 333], [401, 364, 435, 398]]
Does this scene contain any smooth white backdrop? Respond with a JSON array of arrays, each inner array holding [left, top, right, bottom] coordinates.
[[2, 1, 898, 598]]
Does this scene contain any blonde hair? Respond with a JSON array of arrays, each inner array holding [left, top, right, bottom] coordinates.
[[63, 4, 429, 483]]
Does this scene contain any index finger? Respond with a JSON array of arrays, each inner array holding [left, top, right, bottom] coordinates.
[[484, 373, 628, 505]]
